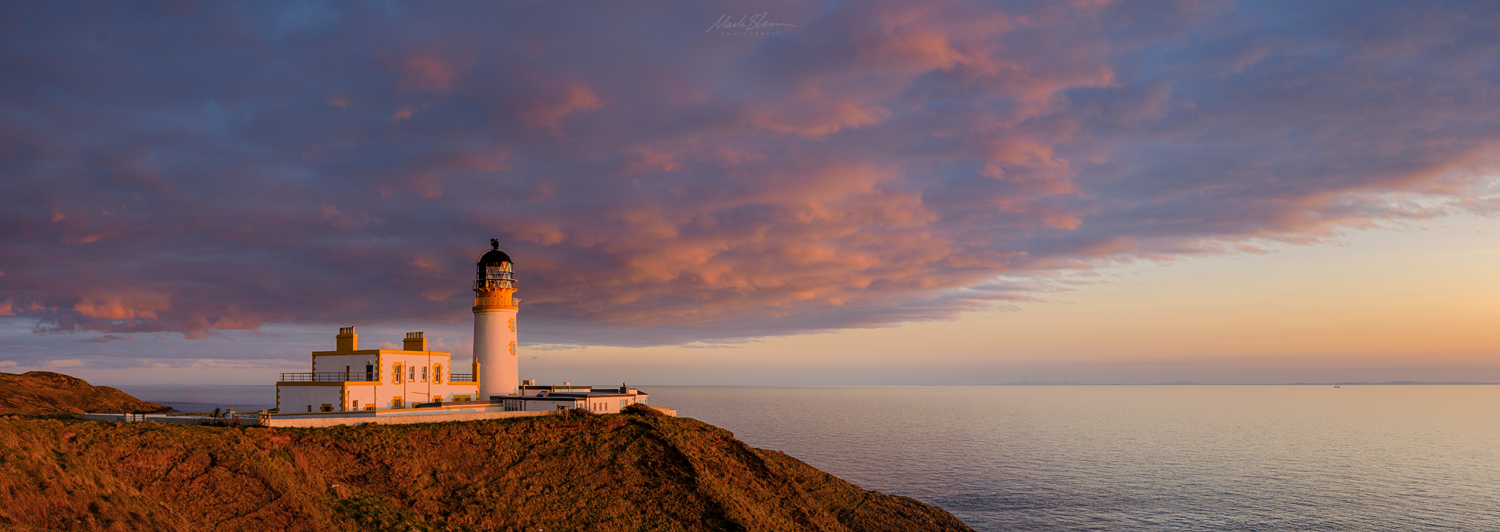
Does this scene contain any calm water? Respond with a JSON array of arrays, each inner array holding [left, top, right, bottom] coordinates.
[[112, 384, 277, 414], [113, 384, 1500, 530], [647, 386, 1500, 531]]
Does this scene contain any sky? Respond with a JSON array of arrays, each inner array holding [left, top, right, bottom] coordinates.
[[1, 1, 1498, 385]]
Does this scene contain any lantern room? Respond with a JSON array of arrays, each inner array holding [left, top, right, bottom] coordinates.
[[476, 238, 517, 290]]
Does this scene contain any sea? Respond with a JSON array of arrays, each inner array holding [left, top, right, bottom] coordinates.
[[112, 384, 1500, 531]]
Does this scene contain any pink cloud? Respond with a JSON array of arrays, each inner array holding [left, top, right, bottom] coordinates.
[[2, 1, 1500, 351], [516, 82, 604, 132], [73, 293, 171, 320], [395, 55, 457, 93]]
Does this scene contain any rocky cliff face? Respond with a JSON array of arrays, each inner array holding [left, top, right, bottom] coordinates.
[[0, 371, 172, 415], [0, 383, 971, 531]]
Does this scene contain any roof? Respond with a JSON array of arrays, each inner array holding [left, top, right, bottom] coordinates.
[[310, 349, 453, 357], [500, 396, 583, 402], [479, 239, 512, 264], [541, 391, 646, 398]]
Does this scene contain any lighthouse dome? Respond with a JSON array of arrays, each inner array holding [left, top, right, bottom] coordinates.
[[479, 248, 512, 265], [478, 239, 512, 265]]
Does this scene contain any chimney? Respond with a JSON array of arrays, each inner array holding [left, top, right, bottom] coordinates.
[[403, 331, 427, 352], [336, 327, 357, 351]]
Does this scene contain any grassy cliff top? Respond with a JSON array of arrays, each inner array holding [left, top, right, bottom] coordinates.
[[0, 371, 172, 415], [0, 400, 971, 531]]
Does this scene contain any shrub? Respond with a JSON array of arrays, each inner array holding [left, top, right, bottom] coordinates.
[[621, 403, 664, 416]]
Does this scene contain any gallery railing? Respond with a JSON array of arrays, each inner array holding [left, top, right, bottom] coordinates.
[[278, 372, 378, 383], [448, 373, 476, 382]]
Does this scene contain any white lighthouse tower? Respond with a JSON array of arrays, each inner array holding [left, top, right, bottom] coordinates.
[[473, 239, 519, 399]]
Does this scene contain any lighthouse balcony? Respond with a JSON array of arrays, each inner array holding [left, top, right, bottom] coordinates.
[[278, 372, 378, 383], [448, 373, 476, 382]]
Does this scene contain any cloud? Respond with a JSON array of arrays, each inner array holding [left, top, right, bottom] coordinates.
[[0, 1, 1498, 350], [515, 82, 604, 132], [394, 55, 457, 93], [73, 293, 171, 320], [80, 334, 134, 344]]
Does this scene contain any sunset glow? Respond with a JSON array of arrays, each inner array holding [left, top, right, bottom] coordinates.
[[1, 1, 1498, 384]]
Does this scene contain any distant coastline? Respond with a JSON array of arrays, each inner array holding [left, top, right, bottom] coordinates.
[[994, 380, 1499, 386]]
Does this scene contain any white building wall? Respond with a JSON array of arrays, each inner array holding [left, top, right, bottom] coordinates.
[[277, 385, 342, 413], [579, 395, 644, 413], [285, 344, 490, 412], [378, 353, 458, 385], [474, 308, 518, 399], [345, 385, 377, 411], [364, 381, 479, 410]]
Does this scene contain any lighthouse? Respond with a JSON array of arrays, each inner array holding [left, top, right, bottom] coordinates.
[[473, 239, 519, 399], [261, 238, 664, 424]]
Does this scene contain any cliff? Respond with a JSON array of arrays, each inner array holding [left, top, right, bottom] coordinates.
[[0, 393, 971, 531], [0, 371, 172, 415]]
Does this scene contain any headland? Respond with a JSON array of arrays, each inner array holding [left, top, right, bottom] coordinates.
[[0, 372, 972, 531]]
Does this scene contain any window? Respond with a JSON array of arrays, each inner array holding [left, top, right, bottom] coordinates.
[[409, 366, 416, 381], [307, 405, 312, 412], [393, 397, 404, 409], [434, 364, 443, 383], [620, 399, 627, 409], [393, 364, 403, 383], [353, 400, 360, 409], [421, 366, 428, 381], [320, 404, 333, 412]]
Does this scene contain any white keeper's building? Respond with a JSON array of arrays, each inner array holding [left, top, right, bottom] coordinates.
[[274, 240, 649, 416]]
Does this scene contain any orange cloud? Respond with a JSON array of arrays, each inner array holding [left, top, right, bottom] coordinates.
[[73, 293, 171, 320], [508, 224, 566, 246], [748, 102, 890, 138], [409, 257, 442, 271], [395, 55, 456, 93], [622, 150, 679, 173], [421, 288, 458, 301], [519, 83, 603, 131], [455, 148, 510, 173]]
